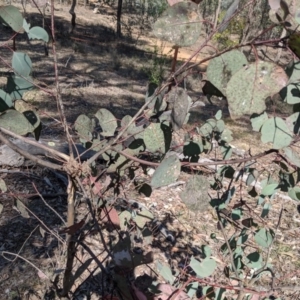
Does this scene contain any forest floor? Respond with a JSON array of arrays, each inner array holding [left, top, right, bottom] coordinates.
[[0, 1, 300, 300]]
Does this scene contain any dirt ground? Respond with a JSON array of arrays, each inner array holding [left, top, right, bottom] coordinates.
[[0, 1, 300, 300]]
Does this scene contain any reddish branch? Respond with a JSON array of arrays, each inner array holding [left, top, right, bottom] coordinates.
[[113, 147, 278, 168]]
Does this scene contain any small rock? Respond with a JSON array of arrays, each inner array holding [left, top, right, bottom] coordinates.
[[146, 168, 155, 176]]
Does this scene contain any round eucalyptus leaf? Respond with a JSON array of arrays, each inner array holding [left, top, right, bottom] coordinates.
[[0, 5, 24, 33], [153, 2, 201, 47], [261, 117, 293, 149]]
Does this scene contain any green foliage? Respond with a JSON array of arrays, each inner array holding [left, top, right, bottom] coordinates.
[[280, 60, 300, 104], [156, 261, 175, 284], [0, 109, 39, 135], [148, 0, 168, 19], [169, 87, 192, 131], [0, 5, 24, 33], [74, 0, 300, 297], [12, 52, 32, 78], [144, 123, 166, 153], [144, 45, 167, 85], [151, 153, 181, 188], [226, 62, 288, 118], [74, 114, 93, 144], [27, 26, 49, 43], [0, 5, 49, 138], [260, 117, 293, 149], [190, 254, 217, 278], [254, 228, 275, 248], [190, 110, 233, 159], [119, 206, 154, 231], [212, 10, 245, 50], [0, 90, 13, 111], [283, 146, 300, 168], [95, 108, 118, 137], [213, 30, 238, 50], [207, 50, 248, 96]]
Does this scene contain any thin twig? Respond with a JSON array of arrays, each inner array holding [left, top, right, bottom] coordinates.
[[0, 128, 63, 171], [3, 225, 39, 263], [111, 146, 278, 168], [76, 177, 114, 259], [50, 0, 74, 158], [0, 127, 70, 162], [32, 183, 66, 226], [217, 213, 244, 299], [16, 197, 65, 244], [250, 206, 284, 287], [2, 251, 50, 280]]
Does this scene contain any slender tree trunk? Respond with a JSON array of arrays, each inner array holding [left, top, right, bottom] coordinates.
[[117, 0, 123, 38], [69, 0, 77, 34]]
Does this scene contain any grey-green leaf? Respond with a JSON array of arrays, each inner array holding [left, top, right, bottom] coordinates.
[[134, 209, 154, 228], [121, 115, 136, 136], [152, 2, 201, 47], [106, 149, 134, 174], [207, 50, 248, 96], [95, 108, 117, 137], [7, 75, 34, 100], [286, 112, 300, 135], [216, 119, 225, 132], [202, 245, 212, 258], [119, 210, 131, 230], [288, 186, 300, 201], [245, 251, 262, 269], [190, 256, 216, 278], [186, 282, 198, 298], [151, 154, 181, 188], [250, 112, 268, 132], [144, 123, 166, 153], [215, 110, 222, 120], [0, 5, 24, 33], [221, 128, 233, 143], [246, 169, 259, 186], [199, 122, 214, 137], [220, 145, 232, 159], [23, 18, 30, 32], [232, 208, 243, 220], [261, 117, 293, 149], [74, 114, 93, 143], [261, 202, 271, 218], [16, 199, 30, 218], [157, 261, 174, 284], [261, 183, 278, 196], [226, 62, 288, 118], [28, 26, 49, 42], [170, 87, 191, 131], [0, 178, 7, 192], [12, 52, 32, 77], [283, 147, 300, 168], [0, 110, 36, 135], [0, 90, 13, 111], [254, 228, 274, 248]]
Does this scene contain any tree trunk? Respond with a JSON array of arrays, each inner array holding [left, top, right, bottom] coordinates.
[[117, 0, 123, 38]]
